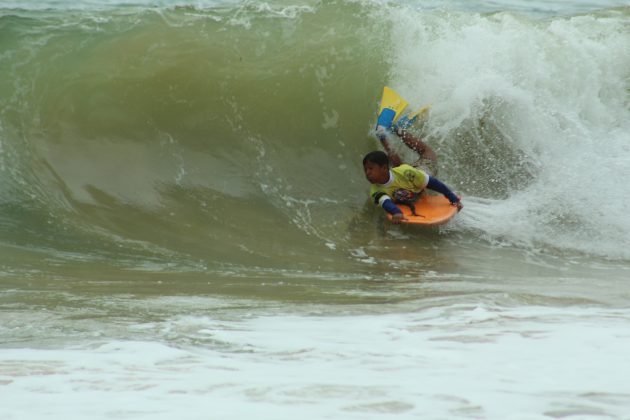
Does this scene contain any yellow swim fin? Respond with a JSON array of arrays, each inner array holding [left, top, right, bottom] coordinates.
[[408, 105, 430, 120], [377, 86, 408, 125]]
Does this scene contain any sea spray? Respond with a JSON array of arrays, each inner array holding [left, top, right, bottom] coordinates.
[[385, 7, 630, 258]]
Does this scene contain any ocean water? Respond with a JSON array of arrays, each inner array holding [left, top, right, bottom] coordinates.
[[1, 0, 630, 418]]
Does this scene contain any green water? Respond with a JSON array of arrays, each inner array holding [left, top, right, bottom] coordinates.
[[0, 2, 629, 305]]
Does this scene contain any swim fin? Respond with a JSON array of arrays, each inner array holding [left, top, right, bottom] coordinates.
[[394, 105, 430, 130], [376, 86, 408, 129]]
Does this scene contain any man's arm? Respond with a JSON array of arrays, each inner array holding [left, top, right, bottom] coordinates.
[[373, 192, 407, 223], [426, 176, 463, 211]]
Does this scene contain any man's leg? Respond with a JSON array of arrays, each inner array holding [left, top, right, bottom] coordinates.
[[394, 128, 438, 168], [375, 125, 403, 167], [379, 136, 403, 167]]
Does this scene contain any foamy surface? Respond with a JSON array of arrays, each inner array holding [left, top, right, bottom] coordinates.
[[3, 303, 630, 419]]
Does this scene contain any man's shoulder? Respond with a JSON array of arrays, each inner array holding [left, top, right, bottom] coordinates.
[[392, 164, 423, 177], [392, 163, 418, 172], [392, 164, 427, 185]]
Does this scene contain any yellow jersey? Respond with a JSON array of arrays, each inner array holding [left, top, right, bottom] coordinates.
[[369, 164, 429, 206]]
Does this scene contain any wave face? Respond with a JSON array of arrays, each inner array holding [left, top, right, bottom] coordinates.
[[1, 0, 630, 281]]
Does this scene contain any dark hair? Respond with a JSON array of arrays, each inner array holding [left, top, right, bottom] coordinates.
[[362, 150, 389, 167]]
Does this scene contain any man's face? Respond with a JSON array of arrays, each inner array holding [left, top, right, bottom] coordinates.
[[363, 161, 389, 184]]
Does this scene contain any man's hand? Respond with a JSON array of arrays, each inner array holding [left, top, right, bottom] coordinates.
[[391, 213, 407, 224]]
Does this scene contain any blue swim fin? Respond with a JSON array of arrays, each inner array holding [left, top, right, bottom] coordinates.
[[376, 108, 396, 129]]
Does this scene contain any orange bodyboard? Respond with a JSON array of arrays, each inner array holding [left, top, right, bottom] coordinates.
[[386, 195, 458, 226]]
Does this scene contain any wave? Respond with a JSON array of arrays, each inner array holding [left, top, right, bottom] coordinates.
[[1, 1, 629, 268]]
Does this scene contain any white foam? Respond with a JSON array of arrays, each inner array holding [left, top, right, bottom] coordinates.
[[385, 8, 630, 259], [3, 304, 630, 419]]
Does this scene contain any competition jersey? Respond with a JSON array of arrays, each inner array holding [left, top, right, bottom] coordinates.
[[369, 164, 429, 206]]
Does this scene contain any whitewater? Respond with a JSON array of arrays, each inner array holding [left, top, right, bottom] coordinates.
[[1, 0, 630, 418]]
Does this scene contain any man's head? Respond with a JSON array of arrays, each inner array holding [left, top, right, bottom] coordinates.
[[362, 151, 390, 184]]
